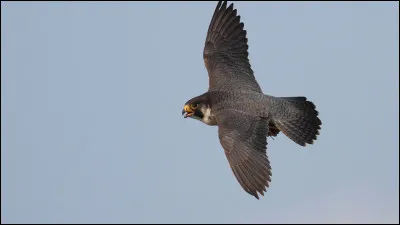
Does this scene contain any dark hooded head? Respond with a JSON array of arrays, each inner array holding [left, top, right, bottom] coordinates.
[[182, 93, 216, 126]]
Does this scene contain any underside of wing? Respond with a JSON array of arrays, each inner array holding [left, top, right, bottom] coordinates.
[[216, 109, 272, 199], [203, 1, 262, 92]]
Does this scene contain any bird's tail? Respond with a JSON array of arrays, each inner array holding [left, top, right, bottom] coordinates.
[[272, 97, 322, 146]]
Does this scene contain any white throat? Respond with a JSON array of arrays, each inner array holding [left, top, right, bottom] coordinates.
[[201, 107, 217, 126]]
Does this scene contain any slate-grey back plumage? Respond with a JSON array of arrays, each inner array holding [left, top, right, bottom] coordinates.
[[182, 1, 322, 200]]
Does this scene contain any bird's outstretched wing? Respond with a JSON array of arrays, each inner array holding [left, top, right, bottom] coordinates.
[[216, 109, 272, 199], [203, 1, 262, 92]]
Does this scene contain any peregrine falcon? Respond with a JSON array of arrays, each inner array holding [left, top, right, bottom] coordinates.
[[182, 1, 322, 199]]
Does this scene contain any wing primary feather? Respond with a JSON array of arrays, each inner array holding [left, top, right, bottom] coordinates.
[[210, 1, 228, 42], [231, 166, 255, 197], [227, 22, 245, 40], [206, 1, 223, 38], [214, 3, 233, 36], [235, 164, 260, 199], [240, 158, 268, 193], [218, 9, 238, 38]]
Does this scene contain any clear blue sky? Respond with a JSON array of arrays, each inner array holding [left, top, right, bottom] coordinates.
[[1, 1, 399, 223]]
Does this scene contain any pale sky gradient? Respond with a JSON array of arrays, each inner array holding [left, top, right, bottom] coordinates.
[[1, 1, 399, 224]]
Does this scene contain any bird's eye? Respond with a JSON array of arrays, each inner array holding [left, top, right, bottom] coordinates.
[[191, 103, 198, 108]]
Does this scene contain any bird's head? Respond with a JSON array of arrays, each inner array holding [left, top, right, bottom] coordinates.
[[182, 94, 216, 125]]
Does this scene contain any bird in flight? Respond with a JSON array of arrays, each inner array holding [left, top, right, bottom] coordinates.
[[182, 1, 322, 199]]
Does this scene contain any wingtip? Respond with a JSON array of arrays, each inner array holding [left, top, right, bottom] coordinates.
[[217, 1, 231, 10]]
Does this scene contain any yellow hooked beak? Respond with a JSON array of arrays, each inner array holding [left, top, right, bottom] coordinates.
[[182, 104, 194, 118]]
